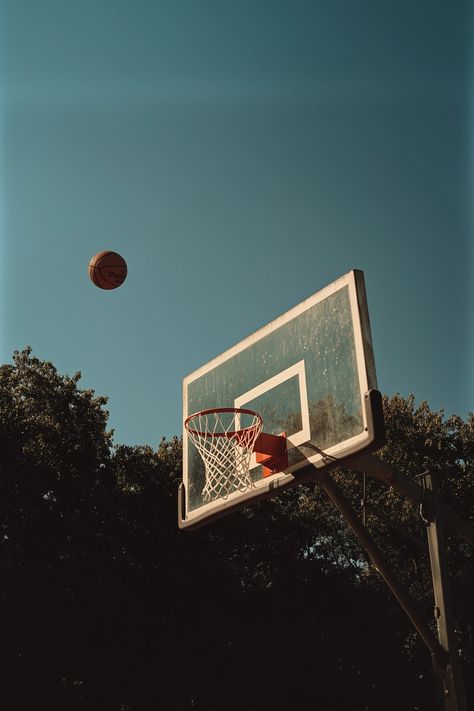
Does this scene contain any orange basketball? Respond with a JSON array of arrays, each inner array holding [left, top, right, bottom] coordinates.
[[88, 251, 127, 290]]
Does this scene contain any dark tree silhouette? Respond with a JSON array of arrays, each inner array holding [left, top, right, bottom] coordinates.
[[0, 349, 472, 710]]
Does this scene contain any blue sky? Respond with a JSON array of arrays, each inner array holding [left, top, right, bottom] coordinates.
[[1, 1, 472, 447]]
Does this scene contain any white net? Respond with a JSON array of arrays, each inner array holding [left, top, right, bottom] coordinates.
[[185, 408, 263, 503]]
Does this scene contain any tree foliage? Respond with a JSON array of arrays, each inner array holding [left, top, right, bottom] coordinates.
[[0, 350, 472, 710]]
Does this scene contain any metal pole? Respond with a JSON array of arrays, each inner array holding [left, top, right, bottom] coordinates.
[[422, 471, 466, 711], [350, 455, 474, 548], [317, 470, 448, 669]]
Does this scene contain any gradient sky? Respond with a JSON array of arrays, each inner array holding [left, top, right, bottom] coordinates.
[[1, 1, 472, 447]]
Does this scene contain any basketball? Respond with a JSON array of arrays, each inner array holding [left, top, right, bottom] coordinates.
[[88, 251, 127, 290]]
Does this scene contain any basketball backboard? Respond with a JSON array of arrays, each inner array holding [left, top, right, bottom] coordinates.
[[179, 270, 384, 529]]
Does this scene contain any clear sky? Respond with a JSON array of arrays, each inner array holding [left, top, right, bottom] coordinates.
[[1, 1, 472, 447]]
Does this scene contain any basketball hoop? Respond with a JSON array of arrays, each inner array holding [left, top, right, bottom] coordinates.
[[185, 408, 263, 502]]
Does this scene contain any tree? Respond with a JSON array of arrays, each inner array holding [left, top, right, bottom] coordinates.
[[0, 347, 115, 560], [1, 349, 472, 710], [0, 348, 117, 708]]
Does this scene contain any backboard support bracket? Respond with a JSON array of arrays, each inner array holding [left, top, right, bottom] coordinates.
[[255, 432, 288, 477]]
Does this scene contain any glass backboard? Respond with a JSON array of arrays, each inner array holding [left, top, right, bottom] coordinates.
[[179, 270, 384, 529]]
